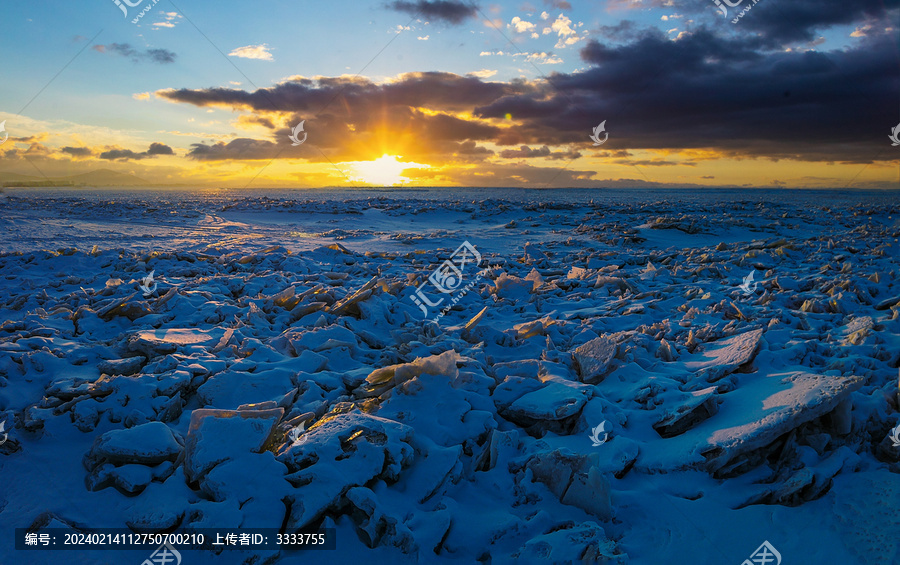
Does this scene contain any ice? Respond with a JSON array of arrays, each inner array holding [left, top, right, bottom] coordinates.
[[0, 189, 897, 564], [682, 327, 764, 383], [572, 336, 618, 384], [653, 386, 720, 438]]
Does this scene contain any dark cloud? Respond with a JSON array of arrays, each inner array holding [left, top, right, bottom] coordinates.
[[146, 142, 175, 155], [543, 0, 572, 10], [145, 48, 177, 64], [727, 0, 900, 46], [93, 43, 176, 64], [99, 143, 175, 161], [500, 145, 552, 158], [187, 138, 278, 161], [159, 12, 897, 168], [386, 1, 478, 25], [612, 0, 900, 48], [595, 20, 642, 42], [499, 145, 581, 160], [99, 148, 144, 160], [61, 146, 92, 157], [453, 140, 494, 158], [160, 72, 522, 114], [475, 30, 898, 162]]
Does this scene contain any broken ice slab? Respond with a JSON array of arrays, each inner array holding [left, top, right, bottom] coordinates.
[[526, 449, 613, 521], [196, 367, 295, 409], [183, 407, 284, 484], [700, 372, 865, 475], [842, 316, 874, 346], [95, 291, 150, 320], [653, 386, 720, 438], [874, 295, 900, 310], [683, 328, 763, 383], [279, 411, 415, 530], [508, 522, 625, 564], [353, 350, 460, 399], [504, 380, 591, 424], [85, 421, 183, 468], [83, 421, 184, 495], [572, 336, 617, 384], [97, 356, 146, 376], [128, 327, 228, 357]]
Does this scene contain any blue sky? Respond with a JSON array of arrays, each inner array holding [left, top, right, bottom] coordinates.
[[0, 0, 897, 188]]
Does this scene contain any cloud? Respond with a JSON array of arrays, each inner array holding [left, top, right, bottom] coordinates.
[[543, 0, 572, 9], [186, 138, 279, 161], [475, 29, 899, 162], [157, 23, 898, 170], [99, 142, 174, 161], [499, 145, 581, 160], [228, 44, 274, 61], [510, 16, 536, 33], [61, 147, 92, 157], [610, 0, 900, 48], [152, 12, 183, 29], [732, 0, 900, 46], [386, 1, 478, 25], [543, 14, 583, 48], [146, 142, 175, 156], [92, 43, 176, 64], [596, 20, 642, 42], [467, 69, 498, 78], [520, 52, 563, 64]]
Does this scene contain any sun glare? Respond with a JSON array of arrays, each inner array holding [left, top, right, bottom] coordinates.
[[346, 154, 428, 186]]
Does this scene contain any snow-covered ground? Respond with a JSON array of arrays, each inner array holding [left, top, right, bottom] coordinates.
[[0, 188, 898, 564]]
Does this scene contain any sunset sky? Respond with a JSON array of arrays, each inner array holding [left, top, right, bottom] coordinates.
[[1, 0, 898, 188]]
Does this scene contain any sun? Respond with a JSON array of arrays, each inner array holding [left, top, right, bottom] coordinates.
[[345, 154, 428, 186]]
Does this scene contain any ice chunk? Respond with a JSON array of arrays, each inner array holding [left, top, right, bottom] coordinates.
[[653, 386, 720, 438], [507, 522, 624, 564], [701, 372, 865, 474], [279, 411, 415, 530], [525, 449, 613, 521], [505, 381, 590, 423], [183, 407, 284, 484], [573, 336, 617, 384], [97, 356, 146, 376], [355, 349, 460, 398], [683, 328, 763, 383], [85, 421, 183, 467], [128, 327, 227, 357]]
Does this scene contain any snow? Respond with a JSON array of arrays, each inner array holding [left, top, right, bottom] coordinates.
[[0, 187, 898, 564]]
